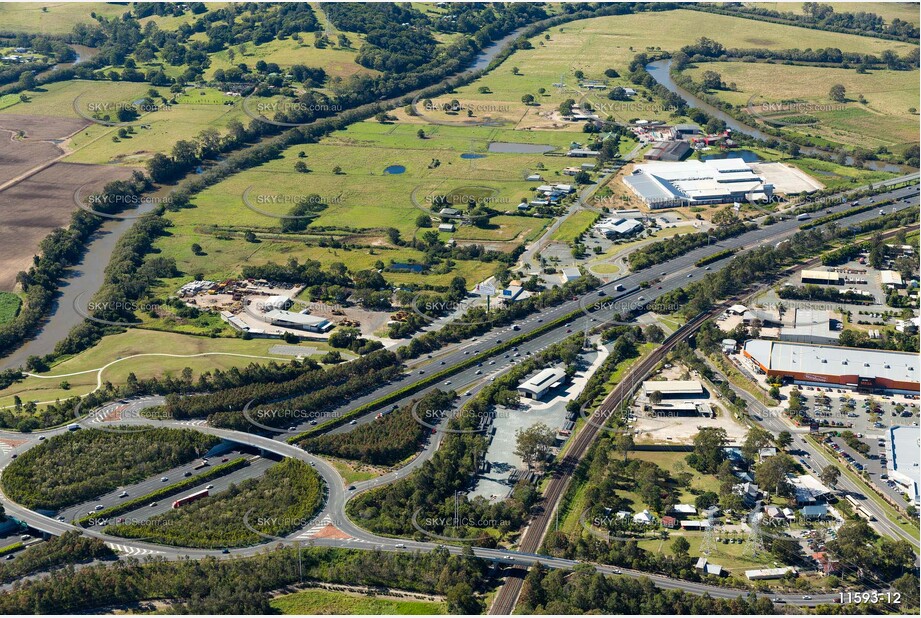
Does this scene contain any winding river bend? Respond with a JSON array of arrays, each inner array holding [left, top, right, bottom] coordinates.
[[645, 59, 910, 174], [0, 28, 529, 371]]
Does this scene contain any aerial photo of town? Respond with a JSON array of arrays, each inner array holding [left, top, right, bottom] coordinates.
[[0, 1, 918, 616]]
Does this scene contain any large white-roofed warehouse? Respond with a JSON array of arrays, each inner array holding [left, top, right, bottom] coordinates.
[[623, 159, 772, 208], [742, 339, 920, 393]]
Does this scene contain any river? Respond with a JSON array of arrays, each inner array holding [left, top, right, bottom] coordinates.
[[0, 28, 532, 371], [645, 59, 909, 174]]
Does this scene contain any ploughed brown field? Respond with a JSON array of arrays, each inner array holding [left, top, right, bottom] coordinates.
[[0, 115, 136, 291]]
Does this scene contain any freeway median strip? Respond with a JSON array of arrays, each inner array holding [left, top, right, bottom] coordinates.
[[74, 458, 249, 527], [289, 302, 597, 443]]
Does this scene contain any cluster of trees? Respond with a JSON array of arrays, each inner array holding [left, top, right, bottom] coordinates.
[[160, 350, 400, 425], [105, 458, 322, 548], [0, 545, 492, 615], [2, 428, 218, 511], [0, 532, 113, 585], [628, 218, 753, 271], [821, 243, 866, 266], [828, 519, 917, 583], [519, 563, 776, 614], [300, 390, 454, 466]]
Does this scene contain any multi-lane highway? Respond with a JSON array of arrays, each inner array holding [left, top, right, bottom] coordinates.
[[0, 179, 917, 610]]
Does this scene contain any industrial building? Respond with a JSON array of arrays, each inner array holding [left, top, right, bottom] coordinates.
[[255, 295, 291, 311], [801, 269, 843, 285], [641, 380, 703, 398], [264, 309, 333, 333], [517, 367, 567, 399], [622, 159, 772, 208], [742, 340, 920, 393], [880, 270, 904, 288], [643, 140, 691, 162]]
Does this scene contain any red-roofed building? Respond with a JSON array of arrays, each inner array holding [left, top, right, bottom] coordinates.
[[812, 552, 840, 575], [661, 515, 678, 529]]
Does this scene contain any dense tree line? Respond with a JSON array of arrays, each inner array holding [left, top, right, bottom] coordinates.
[[777, 284, 875, 305], [0, 532, 113, 585], [1, 428, 218, 511], [519, 563, 776, 614], [396, 275, 599, 360], [158, 350, 400, 428], [678, 36, 917, 69], [629, 220, 753, 271], [300, 390, 453, 466], [572, 326, 643, 410], [0, 545, 492, 614], [690, 2, 919, 42], [105, 458, 322, 548]]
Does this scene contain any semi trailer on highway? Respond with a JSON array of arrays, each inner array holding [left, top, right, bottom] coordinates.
[[172, 489, 209, 509]]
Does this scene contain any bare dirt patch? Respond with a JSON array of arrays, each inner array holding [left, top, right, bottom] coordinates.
[[0, 161, 136, 290]]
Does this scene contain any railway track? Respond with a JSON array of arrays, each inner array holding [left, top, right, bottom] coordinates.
[[489, 310, 714, 614]]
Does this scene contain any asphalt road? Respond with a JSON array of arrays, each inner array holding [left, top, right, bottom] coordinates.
[[0, 179, 916, 608]]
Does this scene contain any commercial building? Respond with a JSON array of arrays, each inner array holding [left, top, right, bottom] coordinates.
[[264, 309, 333, 333], [642, 380, 703, 398], [623, 159, 773, 208], [801, 269, 843, 285], [517, 367, 567, 399], [888, 426, 920, 505], [742, 339, 920, 393], [745, 567, 796, 580], [596, 217, 643, 238]]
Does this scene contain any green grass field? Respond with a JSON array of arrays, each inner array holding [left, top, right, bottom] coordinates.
[[0, 2, 127, 34], [684, 63, 919, 150], [0, 330, 331, 409], [550, 210, 600, 244], [421, 9, 916, 129], [271, 588, 446, 615], [203, 34, 374, 81], [0, 80, 252, 167], [749, 1, 921, 26], [152, 119, 576, 289], [0, 292, 21, 325]]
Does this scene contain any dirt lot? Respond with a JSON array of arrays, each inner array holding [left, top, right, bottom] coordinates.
[[0, 115, 89, 190], [0, 161, 135, 290], [629, 363, 749, 445]]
